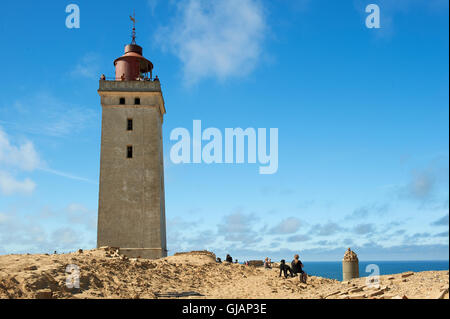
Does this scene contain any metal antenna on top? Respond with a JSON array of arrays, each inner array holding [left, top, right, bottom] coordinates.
[[130, 10, 137, 44]]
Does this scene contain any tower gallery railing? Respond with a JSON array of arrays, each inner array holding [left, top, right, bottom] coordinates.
[[99, 78, 162, 93], [100, 76, 159, 82]]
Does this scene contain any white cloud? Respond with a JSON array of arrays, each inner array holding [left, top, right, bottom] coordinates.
[[353, 223, 377, 235], [0, 92, 97, 138], [398, 161, 448, 206], [65, 203, 97, 230], [310, 222, 345, 237], [70, 53, 101, 79], [0, 125, 96, 189], [217, 210, 262, 245], [0, 127, 41, 195], [157, 0, 267, 83], [270, 217, 302, 234], [0, 204, 97, 254], [0, 171, 35, 195], [0, 127, 41, 171], [147, 0, 160, 15], [51, 227, 81, 247], [0, 212, 8, 223], [40, 168, 97, 185], [407, 169, 439, 200]]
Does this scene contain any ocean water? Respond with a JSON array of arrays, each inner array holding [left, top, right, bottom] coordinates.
[[302, 260, 449, 281]]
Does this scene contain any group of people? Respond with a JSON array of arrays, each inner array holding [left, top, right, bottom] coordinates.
[[216, 254, 239, 264], [216, 253, 308, 283], [278, 254, 307, 283]]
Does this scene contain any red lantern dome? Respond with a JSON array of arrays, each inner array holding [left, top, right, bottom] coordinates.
[[113, 14, 154, 81]]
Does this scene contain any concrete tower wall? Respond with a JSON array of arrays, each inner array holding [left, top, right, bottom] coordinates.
[[97, 81, 167, 259]]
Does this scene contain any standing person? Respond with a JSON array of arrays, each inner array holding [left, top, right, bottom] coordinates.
[[264, 257, 272, 269], [291, 254, 307, 283], [226, 254, 233, 263]]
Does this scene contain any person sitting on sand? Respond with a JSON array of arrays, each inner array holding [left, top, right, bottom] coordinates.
[[279, 259, 294, 278], [264, 257, 272, 269], [226, 254, 233, 263], [291, 254, 304, 275], [217, 257, 222, 263], [291, 254, 308, 283]]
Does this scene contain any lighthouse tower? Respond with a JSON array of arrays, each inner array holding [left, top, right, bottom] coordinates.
[[97, 18, 167, 259]]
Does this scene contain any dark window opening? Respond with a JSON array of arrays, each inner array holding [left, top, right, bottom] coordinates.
[[135, 98, 141, 105], [120, 97, 125, 105], [127, 146, 133, 159], [127, 119, 133, 131]]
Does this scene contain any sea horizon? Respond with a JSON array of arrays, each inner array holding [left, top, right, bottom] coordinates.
[[296, 260, 449, 281]]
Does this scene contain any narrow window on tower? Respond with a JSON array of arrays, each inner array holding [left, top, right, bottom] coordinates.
[[127, 146, 133, 159], [127, 118, 133, 131], [120, 97, 126, 105], [135, 97, 141, 105]]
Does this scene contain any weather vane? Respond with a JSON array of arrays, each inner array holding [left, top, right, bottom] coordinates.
[[130, 10, 137, 44]]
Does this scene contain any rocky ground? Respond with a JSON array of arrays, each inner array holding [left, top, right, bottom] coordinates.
[[0, 249, 448, 299]]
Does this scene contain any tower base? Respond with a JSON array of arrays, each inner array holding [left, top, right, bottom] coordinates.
[[119, 248, 167, 259], [342, 260, 360, 281]]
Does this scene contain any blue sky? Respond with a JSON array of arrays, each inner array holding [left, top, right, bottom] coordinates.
[[0, 0, 448, 262]]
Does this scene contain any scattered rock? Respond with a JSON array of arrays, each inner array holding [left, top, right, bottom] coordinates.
[[349, 287, 364, 293], [401, 272, 414, 278], [349, 293, 367, 299], [77, 249, 83, 254], [369, 296, 384, 300], [24, 266, 38, 271], [435, 288, 449, 299], [391, 295, 408, 299], [35, 289, 53, 299], [325, 291, 341, 298], [247, 260, 264, 267], [368, 290, 384, 297]]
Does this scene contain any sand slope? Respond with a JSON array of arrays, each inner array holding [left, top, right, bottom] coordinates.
[[0, 249, 448, 299]]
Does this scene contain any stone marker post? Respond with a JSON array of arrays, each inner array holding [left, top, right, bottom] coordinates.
[[342, 248, 359, 281]]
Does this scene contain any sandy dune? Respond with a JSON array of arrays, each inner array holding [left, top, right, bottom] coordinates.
[[0, 249, 448, 299]]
